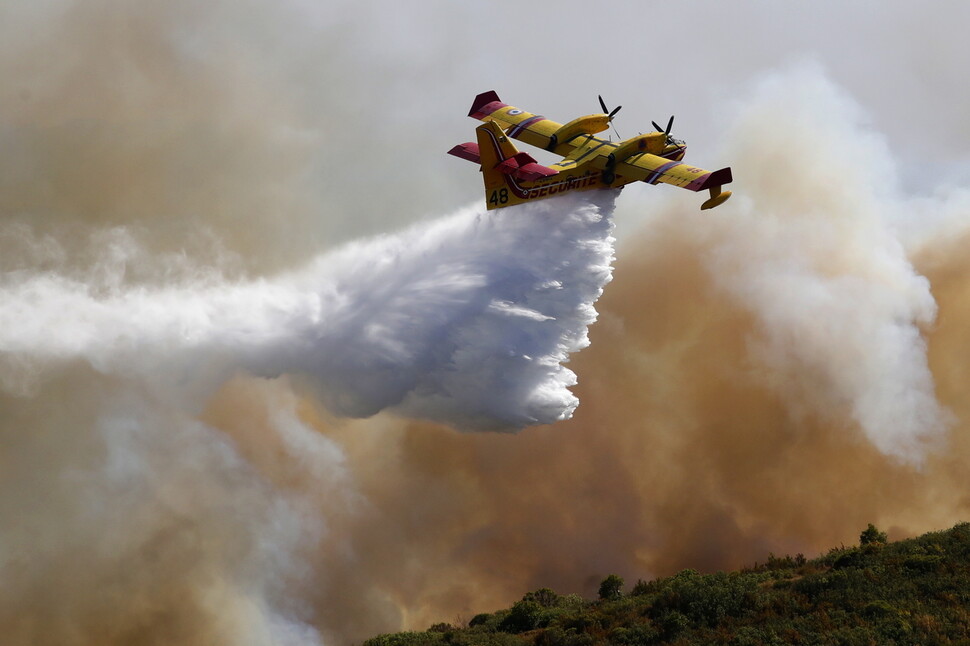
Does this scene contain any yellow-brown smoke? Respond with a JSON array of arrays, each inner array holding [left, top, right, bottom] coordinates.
[[3, 3, 970, 646], [314, 249, 956, 637], [192, 210, 970, 645], [203, 67, 970, 645]]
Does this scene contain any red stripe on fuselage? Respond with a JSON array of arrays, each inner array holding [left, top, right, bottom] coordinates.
[[508, 114, 545, 138]]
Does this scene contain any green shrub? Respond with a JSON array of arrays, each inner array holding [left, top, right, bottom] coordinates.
[[498, 601, 542, 633], [650, 571, 761, 628], [658, 610, 689, 639], [862, 600, 895, 618], [523, 588, 561, 608], [468, 614, 491, 628], [832, 548, 863, 570], [609, 623, 659, 645], [860, 523, 888, 546], [362, 522, 970, 646], [363, 631, 442, 646], [903, 554, 943, 573], [598, 574, 624, 601], [630, 579, 655, 596]]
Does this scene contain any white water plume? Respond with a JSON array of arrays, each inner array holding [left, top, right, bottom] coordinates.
[[0, 192, 617, 428]]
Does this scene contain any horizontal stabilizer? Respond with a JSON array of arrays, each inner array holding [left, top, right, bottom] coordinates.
[[448, 142, 481, 163], [469, 90, 502, 118], [496, 151, 558, 181]]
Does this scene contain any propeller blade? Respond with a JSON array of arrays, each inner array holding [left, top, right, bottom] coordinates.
[[665, 115, 675, 136], [652, 120, 664, 132], [598, 95, 609, 114], [609, 105, 622, 119]]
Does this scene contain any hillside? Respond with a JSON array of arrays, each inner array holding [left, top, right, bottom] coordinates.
[[363, 522, 970, 646]]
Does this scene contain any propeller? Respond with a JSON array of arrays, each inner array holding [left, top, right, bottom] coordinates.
[[598, 95, 622, 139], [652, 116, 676, 144], [598, 95, 622, 120]]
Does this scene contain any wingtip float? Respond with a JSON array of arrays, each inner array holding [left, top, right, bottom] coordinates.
[[449, 90, 733, 211]]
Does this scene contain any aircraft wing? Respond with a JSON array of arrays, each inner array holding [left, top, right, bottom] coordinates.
[[617, 153, 732, 192], [468, 91, 562, 151]]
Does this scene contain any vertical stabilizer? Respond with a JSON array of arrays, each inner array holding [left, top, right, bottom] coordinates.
[[476, 121, 520, 195]]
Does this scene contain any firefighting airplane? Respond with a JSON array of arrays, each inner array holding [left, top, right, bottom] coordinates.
[[449, 91, 733, 211]]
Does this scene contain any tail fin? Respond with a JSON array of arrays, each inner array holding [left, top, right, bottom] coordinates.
[[450, 121, 559, 209], [476, 121, 520, 192], [474, 120, 557, 180]]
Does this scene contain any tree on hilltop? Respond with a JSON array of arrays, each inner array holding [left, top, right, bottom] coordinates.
[[598, 574, 624, 601], [860, 523, 888, 546]]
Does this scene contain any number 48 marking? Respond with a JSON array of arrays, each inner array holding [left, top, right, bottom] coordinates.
[[488, 188, 509, 206]]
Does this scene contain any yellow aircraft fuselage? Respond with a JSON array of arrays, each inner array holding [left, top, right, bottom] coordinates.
[[449, 91, 732, 211]]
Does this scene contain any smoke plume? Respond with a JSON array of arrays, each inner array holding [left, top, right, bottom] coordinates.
[[2, 1, 970, 645], [0, 193, 616, 645], [273, 66, 970, 643]]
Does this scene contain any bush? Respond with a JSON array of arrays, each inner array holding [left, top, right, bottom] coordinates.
[[523, 588, 561, 608], [557, 610, 601, 634], [598, 574, 624, 601], [860, 523, 888, 546], [468, 614, 491, 628], [534, 627, 565, 646], [363, 632, 442, 646], [609, 623, 659, 645], [832, 548, 863, 570], [649, 571, 761, 628], [862, 600, 896, 618], [498, 601, 542, 633], [730, 626, 765, 646], [903, 554, 943, 573], [765, 553, 807, 570], [658, 610, 689, 639]]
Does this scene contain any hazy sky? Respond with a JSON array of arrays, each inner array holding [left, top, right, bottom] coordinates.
[[2, 2, 970, 645], [311, 0, 970, 211], [4, 0, 968, 250]]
